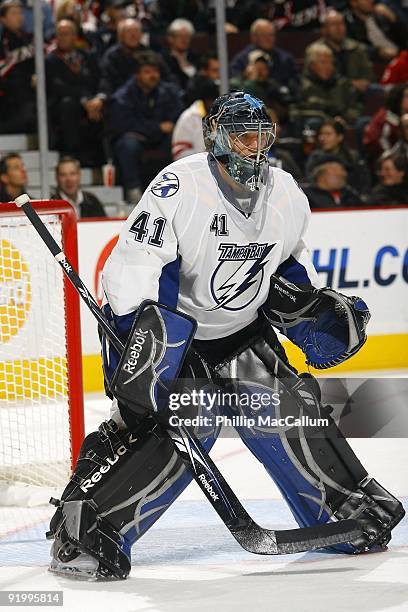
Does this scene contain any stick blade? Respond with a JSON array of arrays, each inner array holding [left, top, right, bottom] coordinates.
[[232, 519, 361, 555], [275, 519, 361, 554]]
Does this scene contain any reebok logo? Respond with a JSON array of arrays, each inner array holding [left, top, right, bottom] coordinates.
[[61, 259, 72, 273], [80, 433, 138, 492], [123, 328, 149, 375], [198, 473, 219, 501], [274, 283, 296, 302]]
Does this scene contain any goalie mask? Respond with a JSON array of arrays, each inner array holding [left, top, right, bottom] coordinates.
[[203, 91, 276, 194]]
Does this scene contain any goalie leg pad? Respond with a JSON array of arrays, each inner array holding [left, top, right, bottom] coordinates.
[[216, 324, 405, 553], [48, 411, 219, 579], [111, 300, 197, 416], [49, 499, 131, 580], [334, 476, 405, 549]]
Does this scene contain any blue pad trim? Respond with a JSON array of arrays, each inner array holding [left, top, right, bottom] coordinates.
[[231, 381, 356, 554], [120, 433, 218, 547]]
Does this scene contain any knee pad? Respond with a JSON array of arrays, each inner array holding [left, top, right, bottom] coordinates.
[[216, 325, 405, 553]]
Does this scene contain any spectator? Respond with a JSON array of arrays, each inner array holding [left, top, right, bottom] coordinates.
[[368, 154, 408, 205], [270, 0, 327, 30], [0, 0, 36, 134], [123, 0, 153, 31], [388, 113, 408, 163], [239, 51, 270, 85], [99, 18, 171, 101], [148, 0, 207, 32], [94, 0, 128, 56], [99, 18, 148, 100], [302, 157, 363, 208], [229, 19, 299, 101], [161, 18, 199, 92], [380, 50, 408, 85], [344, 0, 408, 60], [230, 53, 293, 111], [185, 52, 220, 106], [51, 156, 106, 218], [197, 52, 220, 84], [172, 78, 218, 160], [291, 43, 363, 129], [0, 0, 54, 39], [0, 152, 28, 201], [45, 19, 105, 166], [314, 9, 374, 94], [305, 119, 371, 192], [230, 51, 272, 106], [220, 0, 276, 32], [55, 0, 95, 50], [108, 50, 183, 204], [56, 0, 81, 24], [363, 84, 408, 161]]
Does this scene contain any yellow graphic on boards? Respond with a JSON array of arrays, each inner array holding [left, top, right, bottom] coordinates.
[[0, 239, 31, 343]]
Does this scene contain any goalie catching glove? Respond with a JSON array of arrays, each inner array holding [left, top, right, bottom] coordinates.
[[262, 275, 370, 369]]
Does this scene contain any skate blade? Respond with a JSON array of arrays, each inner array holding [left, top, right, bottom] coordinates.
[[49, 555, 124, 581], [49, 553, 101, 581]]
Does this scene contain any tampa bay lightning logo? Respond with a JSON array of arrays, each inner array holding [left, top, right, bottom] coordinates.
[[208, 242, 275, 311], [151, 172, 179, 198]]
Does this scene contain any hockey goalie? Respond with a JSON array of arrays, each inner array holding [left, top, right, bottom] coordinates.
[[47, 92, 405, 580]]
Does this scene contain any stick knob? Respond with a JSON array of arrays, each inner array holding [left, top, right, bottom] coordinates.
[[14, 193, 30, 207]]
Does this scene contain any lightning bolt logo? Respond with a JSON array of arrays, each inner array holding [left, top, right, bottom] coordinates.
[[151, 172, 179, 198], [209, 243, 275, 311]]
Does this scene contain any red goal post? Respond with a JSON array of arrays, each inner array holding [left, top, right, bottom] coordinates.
[[0, 200, 84, 503]]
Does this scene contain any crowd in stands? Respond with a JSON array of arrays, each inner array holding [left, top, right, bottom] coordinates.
[[0, 0, 407, 212]]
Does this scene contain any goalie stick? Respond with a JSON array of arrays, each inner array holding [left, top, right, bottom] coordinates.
[[14, 194, 362, 555]]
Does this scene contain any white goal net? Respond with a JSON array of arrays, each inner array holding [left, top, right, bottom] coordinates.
[[0, 201, 84, 506]]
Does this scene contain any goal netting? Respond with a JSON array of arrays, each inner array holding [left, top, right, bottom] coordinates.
[[0, 201, 84, 506]]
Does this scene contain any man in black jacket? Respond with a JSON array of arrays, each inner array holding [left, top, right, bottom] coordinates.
[[99, 18, 172, 104], [99, 18, 149, 101], [0, 0, 36, 134], [160, 18, 199, 93], [108, 50, 183, 204], [52, 157, 106, 218], [313, 9, 374, 95], [229, 18, 299, 101], [45, 19, 104, 166], [0, 152, 29, 201]]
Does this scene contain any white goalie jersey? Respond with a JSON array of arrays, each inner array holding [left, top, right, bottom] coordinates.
[[102, 152, 319, 340]]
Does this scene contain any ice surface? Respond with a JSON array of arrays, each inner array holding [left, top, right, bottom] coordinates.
[[0, 392, 407, 612]]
